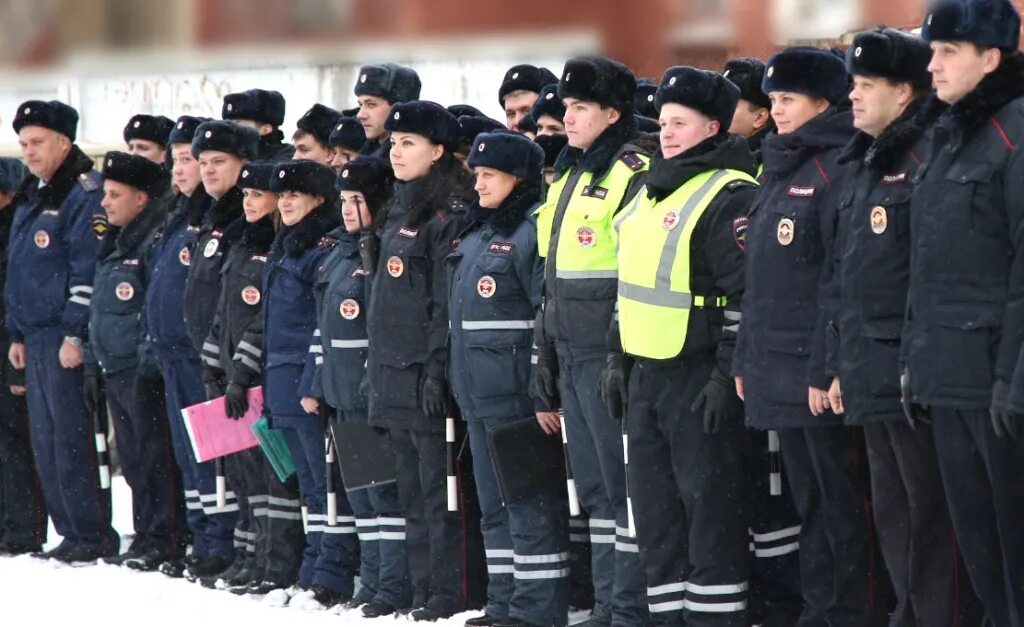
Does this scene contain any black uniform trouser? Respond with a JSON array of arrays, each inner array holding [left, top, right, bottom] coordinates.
[[252, 455, 304, 586], [930, 407, 1024, 627], [777, 426, 871, 627], [390, 427, 467, 614], [0, 366, 46, 547], [105, 369, 187, 554], [225, 448, 261, 563], [863, 420, 980, 627], [627, 357, 749, 627]]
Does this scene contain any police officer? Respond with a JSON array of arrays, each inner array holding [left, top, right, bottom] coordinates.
[[499, 64, 558, 132], [633, 78, 658, 123], [0, 157, 45, 556], [613, 66, 757, 626], [200, 161, 305, 595], [5, 100, 118, 564], [534, 56, 653, 627], [327, 117, 367, 172], [451, 132, 569, 627], [354, 63, 422, 159], [910, 2, 1024, 624], [266, 160, 357, 610], [723, 59, 775, 172], [535, 133, 568, 188], [86, 151, 186, 567], [307, 157, 411, 615], [454, 116, 506, 166], [732, 48, 871, 626], [365, 100, 476, 621], [222, 89, 295, 161], [530, 84, 567, 137], [124, 114, 176, 165], [293, 104, 344, 165]]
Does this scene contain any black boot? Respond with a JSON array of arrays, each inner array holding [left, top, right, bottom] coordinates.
[[362, 600, 399, 618], [465, 614, 505, 626], [184, 555, 234, 582]]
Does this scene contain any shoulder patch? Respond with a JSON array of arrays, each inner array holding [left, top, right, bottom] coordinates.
[[92, 214, 108, 240], [78, 173, 99, 192], [733, 216, 749, 251], [619, 152, 645, 172]]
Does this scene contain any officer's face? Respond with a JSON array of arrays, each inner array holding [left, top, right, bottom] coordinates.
[[18, 126, 71, 182], [341, 191, 373, 232], [504, 91, 538, 131], [768, 92, 830, 135], [389, 132, 444, 181], [328, 147, 359, 172], [278, 190, 322, 226], [659, 103, 719, 159], [850, 76, 912, 138], [562, 98, 621, 151], [535, 114, 566, 137], [357, 95, 392, 141], [928, 42, 1001, 104], [242, 188, 279, 224], [127, 139, 165, 165], [292, 133, 333, 165], [198, 150, 245, 200], [474, 166, 519, 209], [101, 180, 148, 227], [729, 100, 770, 138], [171, 143, 202, 197]]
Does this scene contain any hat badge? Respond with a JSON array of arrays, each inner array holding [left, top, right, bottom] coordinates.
[[669, 76, 677, 85], [205, 130, 212, 138], [177, 122, 184, 129], [394, 112, 400, 120], [767, 66, 774, 77], [478, 143, 486, 152], [279, 171, 286, 178], [337, 123, 343, 131], [342, 170, 349, 178], [133, 121, 141, 128], [724, 70, 731, 78], [107, 159, 113, 167], [512, 72, 519, 79], [927, 14, 933, 25], [227, 103, 233, 112], [23, 107, 30, 114], [855, 46, 862, 57], [647, 94, 654, 102], [242, 170, 249, 178], [565, 72, 571, 81], [360, 74, 367, 83], [546, 92, 554, 100]]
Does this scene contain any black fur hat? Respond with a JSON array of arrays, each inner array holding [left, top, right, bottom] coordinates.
[[238, 161, 277, 191], [655, 66, 740, 131], [457, 115, 506, 151], [13, 100, 79, 140], [634, 78, 659, 119], [518, 114, 538, 135], [558, 55, 637, 114], [534, 133, 568, 169], [922, 0, 1021, 49], [499, 64, 558, 106], [123, 114, 175, 147], [448, 104, 486, 119], [270, 159, 337, 198], [354, 63, 422, 104], [468, 131, 545, 181], [762, 47, 850, 105], [384, 100, 461, 147], [328, 116, 367, 151], [336, 156, 394, 213], [846, 28, 933, 91], [723, 57, 770, 109], [222, 89, 287, 127], [102, 151, 168, 194], [296, 104, 344, 146], [529, 84, 566, 124], [168, 115, 212, 147], [191, 121, 260, 160], [0, 158, 24, 192]]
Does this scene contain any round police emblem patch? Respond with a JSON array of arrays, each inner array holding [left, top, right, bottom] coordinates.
[[115, 282, 134, 301], [777, 218, 795, 246], [179, 247, 191, 266], [241, 286, 261, 305], [577, 226, 596, 248], [387, 256, 404, 278], [33, 230, 50, 249], [203, 238, 220, 258], [870, 206, 887, 235], [662, 210, 680, 231], [339, 298, 360, 320], [477, 275, 496, 298]]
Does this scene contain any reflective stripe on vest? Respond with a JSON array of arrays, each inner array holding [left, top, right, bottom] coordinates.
[[615, 168, 755, 359]]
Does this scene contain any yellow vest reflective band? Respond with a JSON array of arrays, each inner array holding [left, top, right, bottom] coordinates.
[[535, 155, 650, 279], [615, 168, 756, 359]]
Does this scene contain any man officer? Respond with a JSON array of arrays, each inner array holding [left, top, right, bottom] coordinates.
[[354, 62, 422, 159]]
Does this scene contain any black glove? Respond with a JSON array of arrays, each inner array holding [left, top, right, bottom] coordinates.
[[691, 369, 742, 434], [224, 383, 249, 420], [83, 374, 103, 416], [535, 344, 560, 410], [990, 379, 1024, 440], [204, 377, 225, 402], [598, 352, 630, 421], [422, 376, 452, 420], [900, 370, 930, 428], [358, 229, 380, 275]]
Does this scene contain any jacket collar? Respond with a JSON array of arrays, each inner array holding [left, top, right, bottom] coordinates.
[[943, 50, 1024, 135], [838, 97, 947, 172], [274, 201, 341, 258], [239, 214, 277, 251], [646, 133, 756, 202], [16, 145, 94, 209], [555, 113, 641, 176], [206, 185, 244, 230], [467, 179, 541, 236], [99, 190, 170, 258], [762, 105, 855, 176]]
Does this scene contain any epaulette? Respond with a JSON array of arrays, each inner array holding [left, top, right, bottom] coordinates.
[[78, 172, 99, 192], [316, 236, 337, 250], [619, 152, 645, 172], [725, 179, 757, 192]]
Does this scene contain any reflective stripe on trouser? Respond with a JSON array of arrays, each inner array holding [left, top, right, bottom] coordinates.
[[568, 516, 595, 610], [558, 354, 649, 626], [281, 421, 357, 594], [160, 354, 237, 557], [627, 358, 750, 627], [348, 481, 412, 607], [253, 455, 304, 584], [467, 418, 570, 626], [25, 332, 115, 550], [225, 447, 268, 558]]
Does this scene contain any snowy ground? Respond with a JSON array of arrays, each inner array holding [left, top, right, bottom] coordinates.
[[0, 477, 483, 626]]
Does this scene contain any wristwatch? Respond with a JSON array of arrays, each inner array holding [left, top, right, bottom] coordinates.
[[64, 336, 83, 347]]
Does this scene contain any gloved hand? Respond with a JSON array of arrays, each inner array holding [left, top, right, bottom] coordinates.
[[83, 374, 103, 416], [599, 352, 630, 421], [224, 383, 250, 420], [422, 376, 452, 420], [535, 344, 560, 410], [691, 369, 742, 434], [900, 370, 930, 428], [204, 377, 225, 401], [990, 379, 1024, 440]]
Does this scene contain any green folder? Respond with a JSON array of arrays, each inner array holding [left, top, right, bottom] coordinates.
[[251, 416, 295, 482]]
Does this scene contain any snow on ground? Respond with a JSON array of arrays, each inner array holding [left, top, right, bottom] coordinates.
[[0, 477, 480, 626]]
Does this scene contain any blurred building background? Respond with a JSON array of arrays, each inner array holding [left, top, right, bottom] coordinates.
[[1, 0, 1020, 154]]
